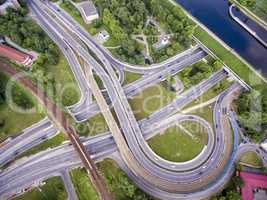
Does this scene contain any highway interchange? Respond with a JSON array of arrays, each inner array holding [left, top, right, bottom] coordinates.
[[29, 2, 222, 192], [0, 0, 267, 199], [2, 84, 265, 200]]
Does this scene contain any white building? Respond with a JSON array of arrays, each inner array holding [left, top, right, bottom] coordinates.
[[0, 0, 20, 15], [260, 140, 267, 152], [0, 36, 5, 44], [97, 30, 110, 43], [77, 0, 99, 24], [153, 35, 170, 50]]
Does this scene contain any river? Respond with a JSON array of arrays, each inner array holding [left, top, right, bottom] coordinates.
[[176, 0, 267, 77]]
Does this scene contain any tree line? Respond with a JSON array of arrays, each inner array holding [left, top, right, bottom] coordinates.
[[92, 0, 194, 64], [0, 71, 34, 111], [238, 0, 256, 8], [179, 60, 221, 87], [0, 0, 59, 66], [236, 87, 267, 142]]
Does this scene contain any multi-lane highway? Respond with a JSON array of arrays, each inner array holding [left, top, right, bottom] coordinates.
[[32, 0, 207, 123], [0, 84, 243, 200], [0, 118, 58, 167], [36, 0, 207, 122], [0, 67, 220, 162], [71, 47, 206, 122], [26, 0, 243, 199], [0, 70, 220, 168], [0, 109, 222, 199], [0, 56, 111, 200], [41, 1, 204, 74]]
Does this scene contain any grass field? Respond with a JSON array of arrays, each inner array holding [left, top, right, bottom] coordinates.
[[253, 0, 267, 22], [129, 82, 176, 120], [183, 78, 232, 109], [98, 159, 152, 200], [76, 113, 109, 136], [14, 177, 67, 200], [187, 105, 215, 129], [45, 53, 81, 107], [18, 133, 66, 158], [123, 71, 142, 86], [235, 0, 267, 23], [148, 121, 208, 162], [70, 168, 99, 200], [180, 121, 209, 144], [0, 105, 44, 141], [239, 151, 263, 168], [194, 26, 266, 90], [99, 159, 128, 200], [0, 53, 79, 141], [0, 71, 44, 141]]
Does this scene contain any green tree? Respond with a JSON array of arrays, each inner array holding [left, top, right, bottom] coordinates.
[[213, 60, 223, 71], [238, 0, 256, 8], [237, 89, 267, 141], [0, 6, 59, 66], [232, 176, 245, 188], [226, 190, 242, 200]]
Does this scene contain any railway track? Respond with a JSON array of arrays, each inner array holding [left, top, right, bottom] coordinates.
[[0, 59, 112, 200]]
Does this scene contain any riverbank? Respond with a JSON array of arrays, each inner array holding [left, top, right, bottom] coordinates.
[[229, 4, 267, 48], [194, 26, 266, 88], [169, 0, 267, 89], [230, 0, 267, 31]]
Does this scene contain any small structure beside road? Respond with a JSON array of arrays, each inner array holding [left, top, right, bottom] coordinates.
[[76, 0, 99, 24], [96, 30, 110, 43], [260, 140, 267, 152], [146, 17, 171, 50], [0, 36, 5, 44], [172, 76, 184, 94], [153, 35, 170, 50], [0, 44, 33, 66]]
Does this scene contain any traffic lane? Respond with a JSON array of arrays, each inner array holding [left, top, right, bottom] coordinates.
[[61, 170, 78, 200], [69, 49, 206, 121], [30, 0, 239, 195], [43, 1, 203, 73], [0, 118, 58, 166]]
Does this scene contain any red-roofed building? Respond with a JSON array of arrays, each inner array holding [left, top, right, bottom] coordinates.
[[239, 171, 267, 200], [0, 44, 32, 66]]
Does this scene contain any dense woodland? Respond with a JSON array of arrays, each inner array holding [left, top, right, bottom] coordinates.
[[93, 0, 194, 63], [0, 0, 59, 65], [105, 169, 153, 200], [0, 0, 60, 110], [237, 88, 267, 141], [179, 60, 221, 87]]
